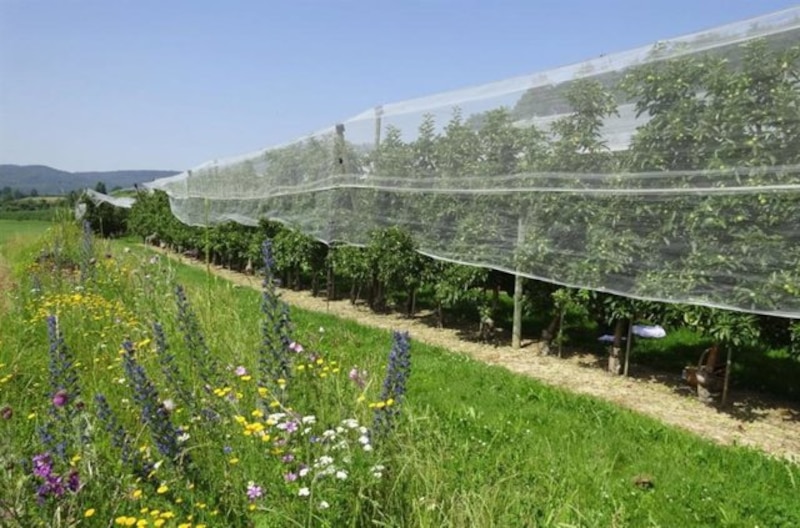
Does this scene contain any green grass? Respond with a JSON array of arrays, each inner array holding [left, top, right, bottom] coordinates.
[[0, 218, 52, 251], [1, 224, 799, 527]]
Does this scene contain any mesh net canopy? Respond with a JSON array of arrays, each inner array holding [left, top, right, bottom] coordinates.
[[75, 189, 136, 219], [144, 7, 800, 318]]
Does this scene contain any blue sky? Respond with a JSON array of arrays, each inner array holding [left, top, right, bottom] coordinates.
[[1, 0, 798, 172]]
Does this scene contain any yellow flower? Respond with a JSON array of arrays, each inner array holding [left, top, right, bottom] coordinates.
[[140, 507, 149, 514], [154, 520, 165, 528], [132, 489, 143, 499], [136, 519, 149, 527], [386, 398, 395, 406], [356, 394, 366, 403], [157, 484, 168, 494], [240, 375, 252, 381], [250, 409, 264, 418], [269, 400, 280, 408], [159, 511, 175, 519], [178, 524, 191, 528], [257, 387, 268, 397], [70, 454, 81, 465], [229, 457, 239, 465], [27, 412, 36, 420], [248, 504, 256, 511], [84, 508, 96, 518]]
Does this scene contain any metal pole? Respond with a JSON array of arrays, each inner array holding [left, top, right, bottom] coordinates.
[[722, 347, 733, 406], [512, 216, 525, 349], [374, 105, 384, 148]]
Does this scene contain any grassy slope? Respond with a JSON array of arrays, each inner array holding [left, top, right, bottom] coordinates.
[[1, 226, 798, 526]]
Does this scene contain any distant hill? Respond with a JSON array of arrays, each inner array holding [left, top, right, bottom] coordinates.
[[0, 164, 180, 195]]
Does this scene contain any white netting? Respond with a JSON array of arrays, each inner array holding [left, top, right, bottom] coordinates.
[[143, 7, 800, 318], [75, 189, 136, 219]]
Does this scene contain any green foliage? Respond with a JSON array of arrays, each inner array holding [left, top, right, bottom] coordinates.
[[682, 306, 761, 350], [80, 198, 129, 237]]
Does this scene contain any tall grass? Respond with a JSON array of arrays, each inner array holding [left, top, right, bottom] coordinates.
[[1, 220, 799, 527]]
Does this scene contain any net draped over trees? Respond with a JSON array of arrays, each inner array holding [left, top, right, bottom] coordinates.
[[143, 8, 800, 319]]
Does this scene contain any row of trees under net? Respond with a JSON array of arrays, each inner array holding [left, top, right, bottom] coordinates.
[[159, 39, 800, 320]]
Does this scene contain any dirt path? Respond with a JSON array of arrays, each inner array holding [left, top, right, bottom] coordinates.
[[161, 251, 800, 464]]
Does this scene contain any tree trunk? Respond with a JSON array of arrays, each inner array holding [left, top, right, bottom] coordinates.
[[406, 288, 416, 317], [608, 319, 625, 375], [327, 265, 335, 301], [540, 314, 561, 356], [349, 282, 357, 305], [437, 301, 444, 328], [312, 275, 319, 297]]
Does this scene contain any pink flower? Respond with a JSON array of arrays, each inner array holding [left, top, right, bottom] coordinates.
[[52, 390, 69, 408], [348, 367, 367, 389], [247, 482, 263, 501], [234, 366, 248, 377]]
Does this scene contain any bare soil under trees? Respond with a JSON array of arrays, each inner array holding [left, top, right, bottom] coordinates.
[[160, 249, 800, 465]]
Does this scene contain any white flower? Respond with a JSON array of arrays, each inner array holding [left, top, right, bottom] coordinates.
[[362, 444, 373, 452], [302, 415, 317, 424], [177, 432, 190, 443], [299, 467, 310, 477], [318, 500, 330, 510], [335, 426, 345, 434], [298, 487, 310, 497], [321, 429, 337, 439], [358, 435, 370, 445], [162, 399, 176, 411], [358, 426, 369, 434], [317, 456, 334, 467], [341, 418, 359, 429], [318, 327, 325, 333], [335, 470, 348, 480]]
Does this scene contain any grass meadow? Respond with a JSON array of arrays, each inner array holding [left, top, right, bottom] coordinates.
[[1, 220, 799, 527]]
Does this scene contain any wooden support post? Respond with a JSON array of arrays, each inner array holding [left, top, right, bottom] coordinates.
[[623, 315, 634, 377], [722, 347, 733, 406], [512, 216, 525, 349]]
